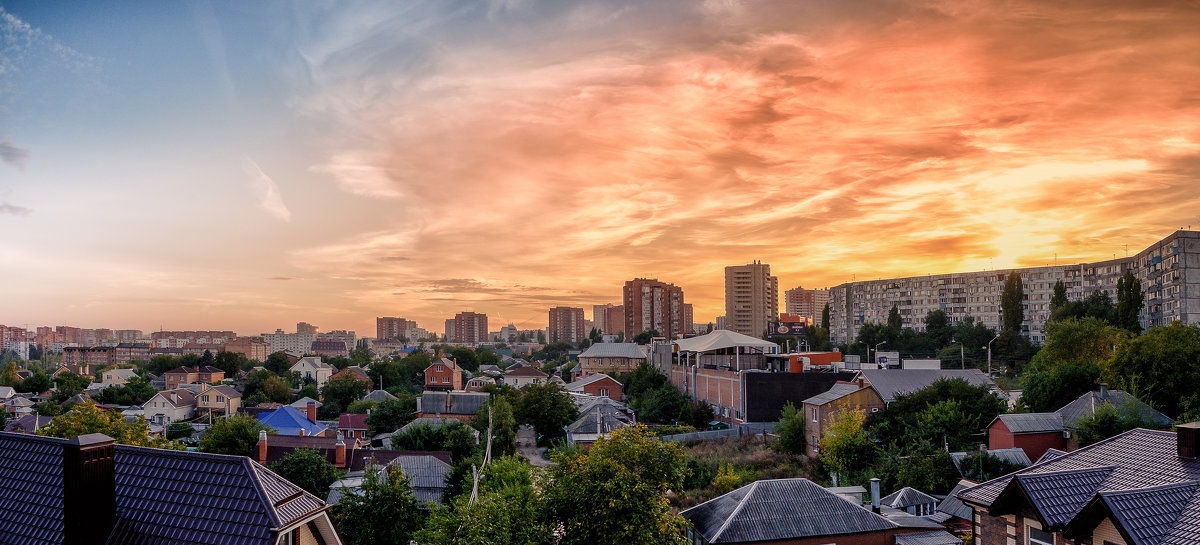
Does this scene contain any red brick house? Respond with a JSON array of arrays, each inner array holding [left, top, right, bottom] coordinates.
[[338, 413, 371, 444], [986, 413, 1065, 463], [424, 358, 462, 391], [564, 373, 623, 401]]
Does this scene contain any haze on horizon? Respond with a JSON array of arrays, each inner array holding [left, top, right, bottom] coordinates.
[[1, 0, 1198, 336]]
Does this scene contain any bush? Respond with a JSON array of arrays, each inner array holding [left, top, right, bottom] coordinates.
[[166, 422, 195, 440]]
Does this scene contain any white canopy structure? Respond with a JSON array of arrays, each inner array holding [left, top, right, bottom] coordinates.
[[673, 329, 780, 354]]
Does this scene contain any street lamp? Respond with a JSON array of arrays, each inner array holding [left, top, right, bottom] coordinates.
[[986, 333, 1001, 376], [872, 341, 887, 365], [949, 340, 965, 369]]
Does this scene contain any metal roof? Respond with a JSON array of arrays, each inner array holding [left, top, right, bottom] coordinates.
[[0, 432, 65, 545], [949, 447, 1032, 473], [1089, 481, 1200, 545], [935, 480, 976, 521], [577, 343, 647, 359], [418, 391, 489, 416], [958, 428, 1200, 541], [881, 486, 938, 509], [681, 478, 896, 543], [801, 383, 861, 406], [994, 412, 1063, 434], [893, 530, 966, 545], [258, 406, 329, 437], [856, 369, 993, 403], [1056, 389, 1174, 430], [362, 389, 398, 403], [564, 373, 621, 391]]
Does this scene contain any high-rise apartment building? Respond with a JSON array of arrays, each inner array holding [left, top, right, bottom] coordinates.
[[376, 317, 409, 341], [828, 230, 1200, 345], [623, 278, 689, 339], [784, 286, 830, 325], [453, 312, 489, 344], [724, 261, 779, 337], [548, 306, 586, 344], [592, 303, 625, 335], [296, 322, 318, 335]]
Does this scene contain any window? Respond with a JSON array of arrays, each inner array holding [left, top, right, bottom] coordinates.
[[202, 395, 209, 403], [1028, 525, 1054, 545], [599, 388, 608, 398], [442, 376, 449, 383], [217, 396, 224, 403]]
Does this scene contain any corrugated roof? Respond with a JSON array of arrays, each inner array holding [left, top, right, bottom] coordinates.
[[339, 413, 369, 430], [577, 343, 646, 359], [362, 389, 398, 403], [935, 480, 976, 521], [995, 412, 1063, 434], [0, 432, 65, 545], [802, 383, 861, 406], [1056, 390, 1174, 430], [681, 478, 895, 543], [881, 486, 938, 509], [949, 447, 1031, 473], [565, 404, 633, 438], [857, 369, 993, 403], [418, 391, 489, 416], [893, 530, 965, 545]]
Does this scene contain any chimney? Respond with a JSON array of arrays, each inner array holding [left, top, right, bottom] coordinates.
[[307, 401, 317, 423], [63, 433, 116, 545], [856, 378, 865, 389], [869, 478, 881, 514], [257, 430, 268, 464], [335, 433, 347, 468], [1179, 422, 1200, 459], [1099, 383, 1108, 400]]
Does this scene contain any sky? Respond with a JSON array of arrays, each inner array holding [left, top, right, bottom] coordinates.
[[1, 0, 1199, 336]]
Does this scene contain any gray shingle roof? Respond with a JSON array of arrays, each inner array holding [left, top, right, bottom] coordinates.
[[958, 428, 1200, 541], [0, 432, 65, 545], [857, 369, 993, 403], [1088, 481, 1200, 545], [418, 391, 489, 415], [577, 343, 646, 359], [994, 412, 1063, 434], [362, 389, 398, 403], [949, 447, 1032, 473], [893, 530, 966, 545], [1056, 390, 1174, 429], [881, 486, 938, 509], [801, 383, 860, 406], [681, 478, 896, 543], [935, 480, 976, 521]]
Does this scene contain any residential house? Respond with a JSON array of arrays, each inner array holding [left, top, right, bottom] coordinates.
[[853, 369, 996, 406], [504, 365, 548, 389], [290, 356, 335, 389], [143, 388, 196, 425], [881, 487, 939, 516], [415, 391, 489, 423], [196, 384, 241, 416], [986, 413, 1066, 463], [338, 413, 371, 443], [0, 386, 14, 401], [100, 368, 138, 386], [564, 373, 623, 401], [575, 343, 646, 378], [4, 396, 34, 417], [424, 358, 462, 391], [290, 396, 323, 411], [258, 403, 329, 436], [162, 365, 225, 389], [928, 479, 977, 538], [3, 414, 52, 434], [111, 342, 150, 363], [801, 381, 886, 457], [682, 478, 959, 544], [332, 365, 373, 389], [1055, 384, 1174, 432], [0, 431, 342, 545], [563, 401, 634, 447], [464, 376, 495, 391], [255, 431, 452, 476], [53, 362, 92, 378], [958, 423, 1200, 545], [362, 389, 398, 404], [327, 452, 453, 505]]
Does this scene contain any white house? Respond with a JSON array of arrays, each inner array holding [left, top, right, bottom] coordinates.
[[289, 356, 335, 389], [143, 388, 197, 425], [503, 366, 548, 389], [101, 368, 139, 386]]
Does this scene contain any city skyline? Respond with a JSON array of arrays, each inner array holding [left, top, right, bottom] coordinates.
[[2, 1, 1200, 334]]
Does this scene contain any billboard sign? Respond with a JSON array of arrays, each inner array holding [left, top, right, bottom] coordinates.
[[771, 322, 807, 336]]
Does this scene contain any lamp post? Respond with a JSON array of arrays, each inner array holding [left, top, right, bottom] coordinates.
[[872, 341, 887, 365], [986, 333, 1001, 376], [949, 341, 964, 369]]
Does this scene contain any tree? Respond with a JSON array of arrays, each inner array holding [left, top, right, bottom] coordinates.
[[95, 376, 158, 406], [884, 450, 959, 495], [818, 408, 874, 482], [471, 397, 518, 457], [1021, 361, 1102, 413], [821, 303, 831, 331], [1104, 321, 1200, 418], [200, 414, 273, 457], [1001, 272, 1025, 335], [320, 373, 369, 416], [346, 399, 376, 415], [906, 399, 980, 452], [198, 349, 216, 367], [959, 451, 1028, 482], [269, 448, 341, 498], [866, 378, 1004, 453], [887, 305, 902, 332], [18, 367, 51, 393], [1049, 280, 1069, 319], [417, 457, 555, 545], [265, 351, 293, 375], [391, 421, 478, 462], [52, 371, 91, 401], [261, 376, 292, 404], [513, 382, 579, 443], [543, 424, 688, 545], [1074, 402, 1157, 447], [923, 310, 953, 347], [632, 329, 660, 345], [366, 395, 417, 435], [166, 422, 195, 440], [0, 362, 20, 387], [350, 339, 372, 367], [773, 401, 806, 455], [39, 401, 176, 448], [332, 464, 426, 545], [1116, 270, 1145, 333], [212, 350, 245, 377]]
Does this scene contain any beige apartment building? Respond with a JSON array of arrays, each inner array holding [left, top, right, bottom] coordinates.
[[784, 286, 829, 324], [724, 261, 779, 337]]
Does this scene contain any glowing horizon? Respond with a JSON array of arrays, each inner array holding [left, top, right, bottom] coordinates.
[[1, 1, 1199, 336]]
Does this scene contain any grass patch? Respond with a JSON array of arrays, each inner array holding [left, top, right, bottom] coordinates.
[[671, 435, 817, 509]]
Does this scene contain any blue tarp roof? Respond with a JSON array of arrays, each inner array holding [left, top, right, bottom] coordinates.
[[258, 406, 327, 437]]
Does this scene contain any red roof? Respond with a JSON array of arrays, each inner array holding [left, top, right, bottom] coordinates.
[[339, 413, 369, 430], [505, 366, 548, 377]]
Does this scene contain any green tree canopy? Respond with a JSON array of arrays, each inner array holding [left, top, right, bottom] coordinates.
[[818, 408, 874, 483], [1104, 321, 1200, 418], [1116, 270, 1145, 333], [94, 376, 158, 406], [320, 373, 369, 417], [264, 351, 293, 375], [866, 377, 1005, 452], [200, 414, 273, 457], [1001, 271, 1024, 335], [416, 457, 554, 545], [1074, 401, 1159, 447], [0, 362, 20, 387], [773, 401, 806, 455], [544, 424, 688, 545], [632, 329, 661, 345], [18, 367, 51, 393], [366, 394, 417, 435], [39, 401, 176, 448], [513, 382, 579, 443], [959, 451, 1028, 482], [1020, 317, 1126, 411], [332, 464, 426, 545], [269, 448, 341, 498], [470, 397, 518, 457]]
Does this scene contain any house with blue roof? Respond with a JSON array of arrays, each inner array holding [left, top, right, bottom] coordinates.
[[258, 404, 329, 437]]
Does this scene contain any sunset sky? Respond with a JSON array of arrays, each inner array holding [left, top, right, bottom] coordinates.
[[2, 1, 1199, 336]]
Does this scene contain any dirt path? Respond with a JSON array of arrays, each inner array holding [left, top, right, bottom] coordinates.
[[516, 424, 553, 467]]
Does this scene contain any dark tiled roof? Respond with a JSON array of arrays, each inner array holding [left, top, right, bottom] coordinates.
[[1056, 390, 1174, 429], [110, 445, 326, 544], [1037, 448, 1068, 464], [893, 530, 966, 545], [681, 478, 895, 543], [1090, 481, 1200, 545], [0, 432, 65, 545], [994, 412, 1063, 434], [505, 366, 548, 377], [339, 413, 369, 430], [3, 414, 54, 434], [801, 382, 861, 406], [881, 486, 938, 509], [958, 428, 1200, 539]]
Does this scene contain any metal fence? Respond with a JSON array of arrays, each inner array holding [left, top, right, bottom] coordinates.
[[654, 422, 776, 443]]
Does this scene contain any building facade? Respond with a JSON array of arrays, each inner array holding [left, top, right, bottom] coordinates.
[[592, 303, 625, 335], [548, 306, 586, 344], [829, 230, 1200, 344], [725, 261, 779, 337], [623, 278, 691, 339], [785, 286, 830, 324], [452, 312, 489, 344], [376, 316, 409, 341]]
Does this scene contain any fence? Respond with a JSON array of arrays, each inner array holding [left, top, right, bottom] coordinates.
[[654, 422, 776, 443]]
